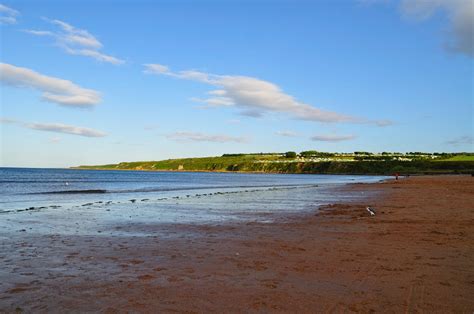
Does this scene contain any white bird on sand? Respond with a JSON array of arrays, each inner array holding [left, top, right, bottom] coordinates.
[[366, 206, 376, 216]]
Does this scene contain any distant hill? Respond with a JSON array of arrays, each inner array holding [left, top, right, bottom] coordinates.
[[74, 152, 474, 175]]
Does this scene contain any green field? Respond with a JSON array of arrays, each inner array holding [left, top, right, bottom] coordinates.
[[437, 155, 474, 161]]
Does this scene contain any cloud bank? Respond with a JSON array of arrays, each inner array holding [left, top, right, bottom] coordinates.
[[0, 3, 18, 24], [401, 0, 474, 57], [0, 63, 101, 107], [166, 131, 247, 143], [144, 64, 389, 125], [24, 18, 124, 64], [0, 117, 106, 138], [311, 134, 356, 142]]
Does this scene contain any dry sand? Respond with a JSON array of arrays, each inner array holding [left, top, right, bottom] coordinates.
[[1, 175, 473, 312]]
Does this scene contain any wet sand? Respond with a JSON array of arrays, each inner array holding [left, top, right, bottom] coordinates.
[[1, 175, 473, 312]]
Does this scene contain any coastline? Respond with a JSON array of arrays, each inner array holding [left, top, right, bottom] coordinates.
[[70, 167, 392, 176], [1, 175, 473, 312], [71, 166, 473, 176], [71, 155, 474, 176]]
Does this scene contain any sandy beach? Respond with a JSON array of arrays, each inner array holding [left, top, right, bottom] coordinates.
[[1, 175, 473, 312]]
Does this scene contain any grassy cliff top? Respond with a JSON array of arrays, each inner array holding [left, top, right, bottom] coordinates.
[[75, 153, 474, 175]]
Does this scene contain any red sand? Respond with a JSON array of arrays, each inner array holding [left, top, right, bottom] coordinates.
[[1, 175, 473, 312]]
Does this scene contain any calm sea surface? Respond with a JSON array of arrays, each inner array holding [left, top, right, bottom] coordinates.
[[0, 168, 386, 235]]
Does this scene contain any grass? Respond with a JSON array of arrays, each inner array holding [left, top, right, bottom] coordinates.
[[437, 155, 474, 162]]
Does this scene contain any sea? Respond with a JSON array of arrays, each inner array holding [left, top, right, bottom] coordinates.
[[0, 168, 386, 235]]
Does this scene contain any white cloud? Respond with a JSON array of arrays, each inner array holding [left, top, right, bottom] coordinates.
[[400, 0, 474, 57], [0, 4, 19, 25], [45, 18, 102, 48], [24, 18, 124, 64], [191, 96, 234, 107], [0, 117, 106, 138], [0, 62, 101, 107], [23, 30, 54, 36], [143, 63, 170, 74], [26, 122, 106, 137], [208, 89, 227, 96], [275, 130, 299, 137], [144, 63, 389, 125], [311, 134, 356, 142], [166, 131, 247, 143], [62, 47, 124, 65]]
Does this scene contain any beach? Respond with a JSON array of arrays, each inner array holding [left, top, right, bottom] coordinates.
[[1, 175, 473, 312]]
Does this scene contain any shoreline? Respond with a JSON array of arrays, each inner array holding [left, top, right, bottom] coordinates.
[[1, 175, 473, 312], [3, 166, 392, 176], [2, 165, 470, 176], [0, 174, 384, 214]]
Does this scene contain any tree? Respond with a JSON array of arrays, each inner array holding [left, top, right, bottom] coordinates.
[[300, 150, 318, 157], [285, 151, 297, 158]]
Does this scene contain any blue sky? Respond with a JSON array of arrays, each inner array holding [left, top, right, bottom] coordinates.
[[0, 0, 472, 167]]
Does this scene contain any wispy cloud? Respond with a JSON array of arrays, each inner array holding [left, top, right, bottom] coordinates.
[[0, 117, 107, 138], [24, 18, 124, 64], [0, 117, 17, 124], [400, 0, 474, 57], [0, 3, 19, 25], [166, 131, 247, 143], [445, 135, 473, 145], [144, 63, 389, 126], [275, 130, 299, 137], [375, 119, 393, 127], [62, 47, 124, 64], [26, 122, 106, 137], [0, 63, 101, 107], [311, 134, 356, 142]]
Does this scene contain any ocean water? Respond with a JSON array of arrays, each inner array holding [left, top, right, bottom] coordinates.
[[0, 168, 386, 235]]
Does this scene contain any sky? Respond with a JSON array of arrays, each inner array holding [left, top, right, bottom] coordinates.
[[0, 0, 473, 168]]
